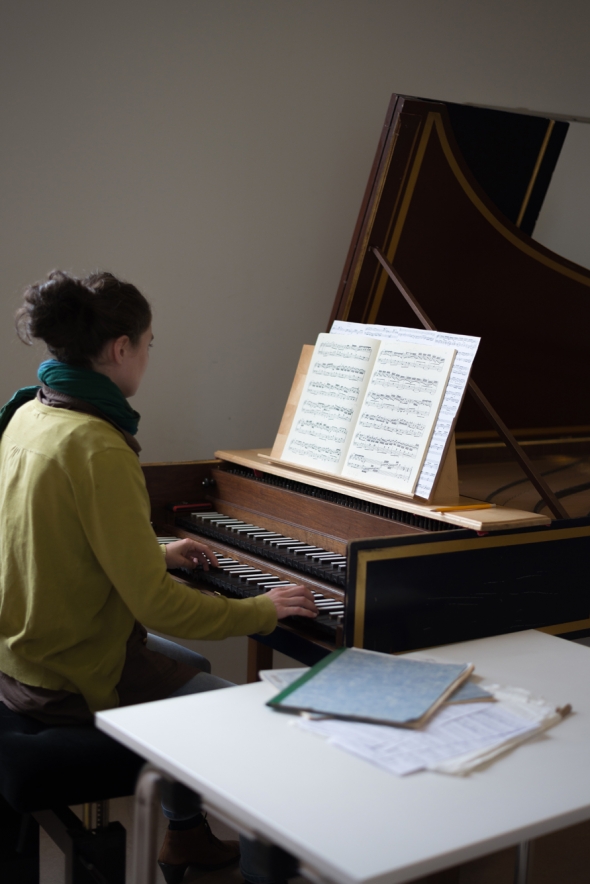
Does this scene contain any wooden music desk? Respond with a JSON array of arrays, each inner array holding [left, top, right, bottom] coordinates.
[[96, 631, 590, 884]]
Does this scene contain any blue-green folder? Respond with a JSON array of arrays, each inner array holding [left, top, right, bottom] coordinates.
[[267, 648, 473, 728]]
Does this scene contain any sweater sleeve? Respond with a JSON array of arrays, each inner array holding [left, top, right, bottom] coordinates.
[[74, 446, 277, 639]]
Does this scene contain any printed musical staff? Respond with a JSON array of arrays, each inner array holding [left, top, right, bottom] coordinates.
[[301, 401, 356, 422], [346, 454, 413, 481], [317, 341, 373, 361], [364, 392, 432, 417], [352, 434, 420, 458], [308, 381, 360, 402], [294, 420, 348, 443], [371, 370, 439, 395], [376, 349, 448, 372], [312, 362, 366, 382], [288, 440, 342, 463], [358, 414, 425, 436]]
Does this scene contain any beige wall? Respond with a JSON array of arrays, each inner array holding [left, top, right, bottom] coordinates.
[[1, 1, 589, 679], [1, 0, 589, 463]]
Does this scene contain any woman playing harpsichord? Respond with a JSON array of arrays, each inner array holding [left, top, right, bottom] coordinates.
[[0, 269, 317, 883]]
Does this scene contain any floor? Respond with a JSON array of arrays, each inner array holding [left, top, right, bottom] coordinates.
[[40, 796, 309, 884]]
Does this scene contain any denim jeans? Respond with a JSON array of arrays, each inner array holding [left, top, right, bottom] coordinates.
[[147, 635, 283, 883]]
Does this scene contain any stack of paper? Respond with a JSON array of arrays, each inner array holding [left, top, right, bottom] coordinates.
[[296, 687, 563, 776], [263, 654, 568, 776]]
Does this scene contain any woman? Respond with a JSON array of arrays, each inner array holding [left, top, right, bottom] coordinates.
[[0, 269, 317, 883]]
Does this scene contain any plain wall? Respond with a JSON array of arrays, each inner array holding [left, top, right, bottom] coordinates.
[[1, 0, 589, 681], [1, 0, 590, 461]]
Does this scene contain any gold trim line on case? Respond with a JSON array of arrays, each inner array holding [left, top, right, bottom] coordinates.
[[361, 122, 424, 323], [367, 114, 435, 324], [433, 113, 590, 287], [537, 618, 590, 635], [353, 524, 590, 648], [516, 119, 555, 228], [342, 114, 404, 321]]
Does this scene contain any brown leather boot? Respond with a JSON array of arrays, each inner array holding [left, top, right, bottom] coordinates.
[[157, 816, 240, 884]]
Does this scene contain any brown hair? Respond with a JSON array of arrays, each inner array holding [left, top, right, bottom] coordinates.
[[15, 270, 152, 368]]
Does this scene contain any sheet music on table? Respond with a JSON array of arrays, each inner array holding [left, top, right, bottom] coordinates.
[[331, 321, 480, 499]]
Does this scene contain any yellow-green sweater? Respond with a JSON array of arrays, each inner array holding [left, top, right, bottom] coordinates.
[[0, 401, 276, 712]]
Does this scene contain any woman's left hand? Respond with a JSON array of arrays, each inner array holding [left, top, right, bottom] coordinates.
[[164, 538, 217, 571]]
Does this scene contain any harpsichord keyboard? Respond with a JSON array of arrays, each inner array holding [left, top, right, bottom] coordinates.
[[160, 511, 346, 640]]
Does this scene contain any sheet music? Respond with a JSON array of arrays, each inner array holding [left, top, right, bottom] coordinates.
[[296, 700, 539, 777], [340, 341, 456, 494], [331, 321, 480, 498], [281, 334, 381, 474]]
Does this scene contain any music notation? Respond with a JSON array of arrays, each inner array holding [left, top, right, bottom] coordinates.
[[312, 362, 366, 382], [364, 392, 432, 417], [352, 434, 420, 459], [288, 439, 342, 463], [281, 332, 457, 495], [346, 454, 413, 481], [307, 381, 360, 402], [358, 414, 426, 436], [371, 370, 439, 395], [301, 401, 355, 422], [376, 349, 448, 372], [294, 420, 348, 444], [341, 340, 456, 492], [317, 341, 373, 361], [332, 322, 480, 498]]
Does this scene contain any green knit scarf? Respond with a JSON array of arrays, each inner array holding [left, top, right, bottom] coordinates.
[[0, 360, 140, 439]]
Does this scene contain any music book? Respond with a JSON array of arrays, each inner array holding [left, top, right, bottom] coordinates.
[[267, 648, 474, 729], [330, 321, 481, 499], [261, 667, 492, 704], [279, 333, 457, 496]]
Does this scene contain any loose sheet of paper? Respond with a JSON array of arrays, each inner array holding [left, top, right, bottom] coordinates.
[[340, 340, 456, 494], [297, 701, 540, 776], [331, 321, 480, 498]]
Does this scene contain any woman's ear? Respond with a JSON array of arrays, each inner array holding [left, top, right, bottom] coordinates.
[[108, 335, 132, 366]]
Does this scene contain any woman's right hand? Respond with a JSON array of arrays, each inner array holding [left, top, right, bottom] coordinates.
[[265, 584, 318, 620]]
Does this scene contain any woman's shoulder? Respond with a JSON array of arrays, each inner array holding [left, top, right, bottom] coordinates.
[[14, 400, 134, 460]]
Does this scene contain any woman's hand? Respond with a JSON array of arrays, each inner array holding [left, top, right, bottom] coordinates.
[[265, 584, 318, 620], [164, 538, 217, 571]]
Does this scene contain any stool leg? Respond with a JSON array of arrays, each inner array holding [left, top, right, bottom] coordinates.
[[133, 765, 165, 884], [0, 796, 39, 884]]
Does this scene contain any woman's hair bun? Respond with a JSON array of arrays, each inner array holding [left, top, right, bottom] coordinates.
[[18, 271, 96, 350], [15, 269, 151, 368]]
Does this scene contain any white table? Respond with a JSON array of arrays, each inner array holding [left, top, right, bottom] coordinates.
[[96, 630, 590, 884]]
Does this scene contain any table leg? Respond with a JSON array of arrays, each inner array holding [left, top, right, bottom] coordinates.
[[247, 638, 273, 682], [132, 766, 164, 884], [514, 840, 531, 884]]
